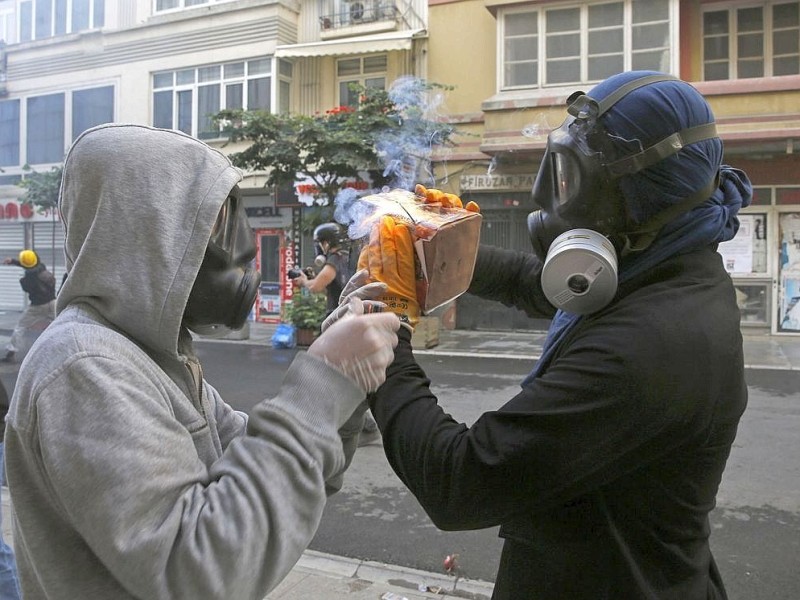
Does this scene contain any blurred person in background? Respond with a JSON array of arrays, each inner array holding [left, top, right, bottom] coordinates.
[[2, 250, 56, 363]]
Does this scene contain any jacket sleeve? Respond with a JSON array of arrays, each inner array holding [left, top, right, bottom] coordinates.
[[22, 350, 364, 600], [369, 325, 703, 531], [468, 245, 557, 319]]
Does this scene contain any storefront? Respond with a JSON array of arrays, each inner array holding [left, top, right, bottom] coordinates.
[[242, 191, 298, 324], [719, 185, 800, 335], [0, 199, 64, 311], [454, 170, 551, 330], [452, 168, 800, 336]]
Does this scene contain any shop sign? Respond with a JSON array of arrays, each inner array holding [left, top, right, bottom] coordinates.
[[459, 174, 534, 192], [294, 173, 374, 206], [0, 201, 58, 222]]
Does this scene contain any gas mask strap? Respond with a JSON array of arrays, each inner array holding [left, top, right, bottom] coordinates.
[[595, 74, 678, 116], [606, 122, 718, 177], [621, 172, 721, 255], [568, 74, 678, 121]]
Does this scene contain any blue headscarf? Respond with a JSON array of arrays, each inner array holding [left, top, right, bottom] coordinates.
[[522, 71, 752, 388]]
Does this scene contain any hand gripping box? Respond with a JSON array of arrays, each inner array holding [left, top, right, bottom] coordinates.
[[357, 189, 483, 314]]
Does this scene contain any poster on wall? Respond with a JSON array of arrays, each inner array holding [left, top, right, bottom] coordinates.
[[778, 213, 800, 332], [718, 215, 754, 274], [780, 276, 800, 332]]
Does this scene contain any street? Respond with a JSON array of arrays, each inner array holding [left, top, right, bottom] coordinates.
[[197, 342, 800, 599], [2, 341, 799, 598]]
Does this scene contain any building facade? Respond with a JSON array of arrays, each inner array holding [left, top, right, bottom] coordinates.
[[2, 0, 799, 335], [425, 0, 800, 335], [0, 0, 427, 320]]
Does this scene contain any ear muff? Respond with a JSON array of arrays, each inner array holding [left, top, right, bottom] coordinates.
[[18, 250, 38, 269]]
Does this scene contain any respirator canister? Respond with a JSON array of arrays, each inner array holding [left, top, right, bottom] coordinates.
[[541, 229, 618, 314]]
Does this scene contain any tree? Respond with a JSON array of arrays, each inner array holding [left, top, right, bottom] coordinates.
[[17, 165, 63, 213], [214, 77, 458, 219], [15, 165, 64, 278]]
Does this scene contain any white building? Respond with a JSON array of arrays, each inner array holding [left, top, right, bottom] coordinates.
[[0, 0, 427, 317]]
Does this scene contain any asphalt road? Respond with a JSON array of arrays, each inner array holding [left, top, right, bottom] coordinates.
[[196, 343, 800, 599], [2, 342, 798, 598]]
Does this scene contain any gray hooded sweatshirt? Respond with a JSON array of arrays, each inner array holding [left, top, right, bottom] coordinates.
[[4, 124, 366, 599]]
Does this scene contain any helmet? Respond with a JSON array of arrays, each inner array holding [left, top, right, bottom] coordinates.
[[18, 249, 39, 269], [313, 222, 347, 247]]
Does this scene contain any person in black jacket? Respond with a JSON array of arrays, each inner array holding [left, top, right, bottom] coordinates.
[[2, 250, 56, 363], [346, 71, 752, 599]]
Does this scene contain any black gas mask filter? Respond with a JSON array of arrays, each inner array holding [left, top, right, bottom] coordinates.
[[529, 74, 720, 314], [184, 188, 261, 335]]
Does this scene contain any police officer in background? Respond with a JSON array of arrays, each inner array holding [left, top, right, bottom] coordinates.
[[293, 223, 353, 316], [2, 250, 56, 363]]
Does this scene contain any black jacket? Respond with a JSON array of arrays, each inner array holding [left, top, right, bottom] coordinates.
[[14, 261, 56, 306], [370, 244, 746, 600]]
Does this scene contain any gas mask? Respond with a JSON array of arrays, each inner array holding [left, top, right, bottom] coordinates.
[[312, 222, 346, 269], [529, 74, 719, 314], [184, 187, 261, 335]]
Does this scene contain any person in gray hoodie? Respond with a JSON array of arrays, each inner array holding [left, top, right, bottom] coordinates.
[[3, 123, 400, 600]]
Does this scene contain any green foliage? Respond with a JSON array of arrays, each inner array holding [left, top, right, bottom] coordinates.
[[285, 291, 328, 330], [17, 165, 63, 212], [214, 80, 457, 205]]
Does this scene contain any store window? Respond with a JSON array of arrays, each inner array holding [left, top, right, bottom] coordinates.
[[719, 213, 770, 326], [337, 55, 386, 107], [703, 1, 799, 81], [499, 0, 671, 90], [153, 58, 290, 140]]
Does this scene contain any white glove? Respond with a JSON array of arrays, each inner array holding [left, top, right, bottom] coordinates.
[[308, 307, 400, 393], [321, 268, 388, 333]]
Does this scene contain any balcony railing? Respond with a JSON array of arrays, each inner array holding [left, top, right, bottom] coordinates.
[[319, 2, 398, 31]]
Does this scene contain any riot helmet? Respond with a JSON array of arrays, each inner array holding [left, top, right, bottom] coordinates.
[[313, 222, 348, 268]]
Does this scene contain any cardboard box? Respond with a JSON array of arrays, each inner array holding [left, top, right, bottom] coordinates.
[[412, 315, 440, 349], [356, 189, 483, 315]]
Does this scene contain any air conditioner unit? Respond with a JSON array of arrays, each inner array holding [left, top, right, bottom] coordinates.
[[349, 1, 365, 22]]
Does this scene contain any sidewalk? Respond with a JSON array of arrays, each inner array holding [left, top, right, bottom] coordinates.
[[223, 316, 800, 371], [1, 309, 799, 600]]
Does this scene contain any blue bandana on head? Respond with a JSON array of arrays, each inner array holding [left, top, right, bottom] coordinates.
[[522, 71, 752, 388]]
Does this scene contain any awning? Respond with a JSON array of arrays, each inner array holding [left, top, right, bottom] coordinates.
[[274, 29, 426, 58]]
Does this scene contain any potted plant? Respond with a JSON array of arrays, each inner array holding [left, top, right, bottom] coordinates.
[[285, 291, 327, 346]]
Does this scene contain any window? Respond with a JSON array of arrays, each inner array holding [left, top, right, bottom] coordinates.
[[703, 2, 800, 80], [500, 0, 671, 90], [153, 58, 289, 140], [18, 0, 104, 42], [0, 99, 19, 167], [154, 0, 233, 13], [0, 1, 16, 44], [0, 84, 114, 169], [337, 55, 386, 107]]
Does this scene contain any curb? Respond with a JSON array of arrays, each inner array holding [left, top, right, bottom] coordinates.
[[296, 550, 495, 599]]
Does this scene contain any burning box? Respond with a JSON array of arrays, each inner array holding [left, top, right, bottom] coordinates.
[[356, 189, 483, 314]]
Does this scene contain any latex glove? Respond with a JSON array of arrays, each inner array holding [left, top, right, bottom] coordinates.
[[321, 269, 388, 333], [308, 311, 400, 393], [361, 216, 420, 331]]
